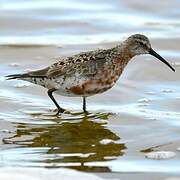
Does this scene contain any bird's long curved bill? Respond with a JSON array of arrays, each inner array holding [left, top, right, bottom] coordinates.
[[149, 48, 175, 72]]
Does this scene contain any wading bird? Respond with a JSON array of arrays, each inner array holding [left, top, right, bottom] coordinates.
[[6, 34, 175, 115]]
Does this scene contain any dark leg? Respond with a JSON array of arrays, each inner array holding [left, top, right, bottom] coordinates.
[[83, 97, 87, 113], [48, 89, 65, 115]]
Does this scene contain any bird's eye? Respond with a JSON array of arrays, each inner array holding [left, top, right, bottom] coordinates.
[[139, 42, 144, 46]]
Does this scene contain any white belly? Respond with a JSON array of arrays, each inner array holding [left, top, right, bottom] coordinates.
[[54, 88, 81, 97], [47, 75, 88, 97]]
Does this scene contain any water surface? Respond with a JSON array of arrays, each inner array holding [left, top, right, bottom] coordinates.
[[0, 0, 180, 174]]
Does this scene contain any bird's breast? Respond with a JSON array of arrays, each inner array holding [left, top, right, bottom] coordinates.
[[68, 67, 123, 96]]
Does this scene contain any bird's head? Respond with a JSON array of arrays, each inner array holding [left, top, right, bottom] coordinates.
[[125, 34, 175, 72]]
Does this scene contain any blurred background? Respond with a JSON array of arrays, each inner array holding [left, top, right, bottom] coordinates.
[[0, 0, 180, 178], [0, 0, 180, 46]]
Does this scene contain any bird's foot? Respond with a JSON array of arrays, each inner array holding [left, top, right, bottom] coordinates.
[[52, 108, 88, 116], [83, 110, 89, 116], [54, 108, 71, 116]]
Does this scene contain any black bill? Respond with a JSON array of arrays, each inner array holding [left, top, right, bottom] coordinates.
[[149, 48, 175, 72]]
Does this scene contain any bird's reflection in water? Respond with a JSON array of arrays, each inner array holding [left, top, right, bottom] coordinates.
[[3, 112, 126, 172]]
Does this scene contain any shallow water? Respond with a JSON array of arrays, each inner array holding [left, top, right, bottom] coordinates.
[[0, 0, 180, 174]]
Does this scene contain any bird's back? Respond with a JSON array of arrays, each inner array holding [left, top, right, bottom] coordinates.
[[7, 46, 129, 97]]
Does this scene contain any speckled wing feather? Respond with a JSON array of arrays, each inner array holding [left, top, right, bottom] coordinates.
[[46, 49, 111, 78]]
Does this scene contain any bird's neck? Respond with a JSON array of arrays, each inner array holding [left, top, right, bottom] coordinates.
[[113, 44, 134, 64]]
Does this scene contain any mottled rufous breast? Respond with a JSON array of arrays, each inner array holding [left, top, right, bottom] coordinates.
[[68, 47, 131, 96]]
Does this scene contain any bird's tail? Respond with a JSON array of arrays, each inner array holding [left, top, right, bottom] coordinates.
[[5, 67, 49, 80], [5, 73, 31, 80]]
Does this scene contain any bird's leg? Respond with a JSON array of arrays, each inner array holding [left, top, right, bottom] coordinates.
[[83, 97, 88, 113], [48, 89, 65, 115]]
